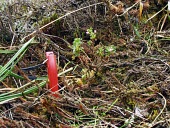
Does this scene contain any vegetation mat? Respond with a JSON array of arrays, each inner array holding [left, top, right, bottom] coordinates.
[[0, 0, 169, 127]]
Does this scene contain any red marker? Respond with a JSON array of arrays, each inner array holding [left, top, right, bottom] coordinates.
[[46, 52, 58, 98]]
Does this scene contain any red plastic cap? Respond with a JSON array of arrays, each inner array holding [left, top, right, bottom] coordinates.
[[46, 52, 58, 98]]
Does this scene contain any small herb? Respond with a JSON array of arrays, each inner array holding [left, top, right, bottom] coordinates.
[[86, 27, 96, 40], [97, 45, 116, 57], [72, 38, 83, 59]]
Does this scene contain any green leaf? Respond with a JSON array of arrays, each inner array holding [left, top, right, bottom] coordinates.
[[0, 80, 47, 104], [133, 26, 141, 38], [0, 50, 17, 54], [0, 37, 35, 81]]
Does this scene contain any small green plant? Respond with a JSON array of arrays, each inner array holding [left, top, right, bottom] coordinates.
[[86, 27, 96, 40], [97, 47, 104, 57], [71, 27, 97, 59], [72, 38, 83, 59], [86, 27, 96, 45], [97, 45, 116, 57]]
